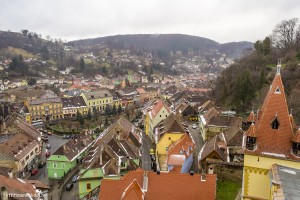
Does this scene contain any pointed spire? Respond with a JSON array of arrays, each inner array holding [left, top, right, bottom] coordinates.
[[276, 58, 281, 75]]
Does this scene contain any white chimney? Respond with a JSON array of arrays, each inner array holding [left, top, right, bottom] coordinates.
[[8, 171, 13, 178], [142, 172, 148, 191]]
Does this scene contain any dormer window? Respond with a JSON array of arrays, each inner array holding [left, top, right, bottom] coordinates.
[[292, 142, 300, 156], [246, 136, 256, 150], [271, 117, 280, 129], [274, 86, 281, 94]]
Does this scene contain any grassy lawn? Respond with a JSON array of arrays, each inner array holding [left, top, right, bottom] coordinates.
[[217, 179, 241, 200]]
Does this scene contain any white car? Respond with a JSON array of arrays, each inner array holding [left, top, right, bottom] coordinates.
[[192, 124, 198, 129]]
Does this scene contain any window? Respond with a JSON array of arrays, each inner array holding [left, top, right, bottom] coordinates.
[[274, 86, 281, 94], [165, 115, 167, 117], [160, 115, 162, 117], [166, 147, 169, 151], [292, 142, 300, 156], [271, 117, 280, 129], [26, 156, 29, 161], [121, 162, 126, 167], [53, 163, 57, 168], [30, 151, 34, 156], [168, 137, 171, 140], [62, 164, 65, 168], [246, 136, 256, 150], [35, 147, 38, 153], [86, 183, 91, 190]]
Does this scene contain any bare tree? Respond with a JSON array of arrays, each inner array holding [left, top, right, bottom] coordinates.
[[272, 18, 300, 53], [66, 121, 73, 131], [73, 121, 81, 131], [85, 121, 91, 130]]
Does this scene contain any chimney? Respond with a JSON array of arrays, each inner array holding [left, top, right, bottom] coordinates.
[[8, 170, 13, 179], [190, 171, 194, 176], [63, 145, 66, 151], [142, 172, 148, 191], [100, 145, 103, 165], [201, 173, 206, 181], [157, 170, 160, 175]]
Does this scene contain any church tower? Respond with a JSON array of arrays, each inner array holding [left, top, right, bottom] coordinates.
[[242, 60, 300, 199]]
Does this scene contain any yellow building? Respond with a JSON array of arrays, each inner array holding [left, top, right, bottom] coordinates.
[[61, 96, 88, 118], [242, 63, 300, 200], [81, 90, 113, 113], [154, 113, 187, 171], [25, 93, 63, 122], [143, 99, 171, 141]]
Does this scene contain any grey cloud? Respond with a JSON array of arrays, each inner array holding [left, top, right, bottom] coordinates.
[[0, 0, 299, 43]]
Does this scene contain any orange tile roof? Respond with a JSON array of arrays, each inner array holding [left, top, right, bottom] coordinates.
[[167, 134, 195, 166], [121, 179, 144, 200], [245, 123, 257, 137], [149, 100, 170, 119], [99, 169, 216, 200], [244, 74, 298, 160], [246, 111, 256, 123], [0, 175, 38, 196]]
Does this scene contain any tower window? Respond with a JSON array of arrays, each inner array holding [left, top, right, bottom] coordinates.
[[292, 142, 300, 156], [246, 136, 256, 150], [271, 117, 279, 129]]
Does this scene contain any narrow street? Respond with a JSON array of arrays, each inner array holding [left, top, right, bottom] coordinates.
[[142, 132, 152, 171], [188, 123, 204, 173]]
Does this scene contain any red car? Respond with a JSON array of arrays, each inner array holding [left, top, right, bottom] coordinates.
[[45, 151, 51, 157], [31, 169, 38, 176]]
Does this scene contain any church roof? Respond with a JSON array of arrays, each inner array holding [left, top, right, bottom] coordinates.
[[244, 65, 299, 160]]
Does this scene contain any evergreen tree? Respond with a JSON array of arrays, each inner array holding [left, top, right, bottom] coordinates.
[[105, 105, 111, 116], [79, 58, 85, 71], [77, 110, 84, 125], [112, 104, 117, 115], [87, 108, 92, 120], [233, 70, 254, 112], [118, 104, 122, 114]]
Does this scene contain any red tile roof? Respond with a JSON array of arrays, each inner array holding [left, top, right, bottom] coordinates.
[[99, 169, 216, 200], [167, 134, 195, 166], [245, 123, 257, 137], [246, 111, 256, 123], [244, 73, 298, 160], [120, 179, 144, 200]]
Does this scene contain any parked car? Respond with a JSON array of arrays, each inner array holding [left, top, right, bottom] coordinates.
[[192, 124, 198, 129], [38, 161, 46, 168], [42, 138, 48, 142], [66, 183, 74, 191], [72, 175, 78, 183], [45, 151, 51, 157], [150, 148, 155, 155], [31, 169, 38, 176], [46, 144, 51, 149], [47, 131, 52, 135]]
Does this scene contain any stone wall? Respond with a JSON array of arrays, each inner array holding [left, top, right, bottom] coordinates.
[[208, 161, 243, 182]]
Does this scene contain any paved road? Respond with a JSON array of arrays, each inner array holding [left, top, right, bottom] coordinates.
[[188, 123, 204, 173], [29, 134, 70, 184], [61, 181, 79, 200], [141, 131, 152, 171]]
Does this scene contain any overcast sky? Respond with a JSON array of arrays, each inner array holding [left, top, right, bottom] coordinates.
[[1, 0, 299, 43]]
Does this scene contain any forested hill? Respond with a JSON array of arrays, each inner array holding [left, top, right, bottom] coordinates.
[[213, 18, 300, 123], [69, 34, 253, 59]]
